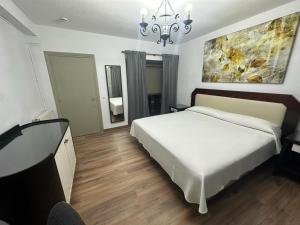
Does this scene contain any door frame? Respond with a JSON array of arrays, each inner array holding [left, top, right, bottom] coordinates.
[[44, 51, 103, 133]]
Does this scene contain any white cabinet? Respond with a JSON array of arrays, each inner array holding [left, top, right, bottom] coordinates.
[[54, 127, 76, 203], [64, 127, 76, 178]]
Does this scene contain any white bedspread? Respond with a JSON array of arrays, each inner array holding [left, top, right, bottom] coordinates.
[[109, 97, 123, 115], [130, 106, 281, 214]]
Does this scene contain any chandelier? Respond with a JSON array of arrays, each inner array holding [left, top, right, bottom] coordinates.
[[139, 0, 193, 47]]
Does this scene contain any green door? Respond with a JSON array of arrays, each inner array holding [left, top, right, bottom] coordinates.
[[45, 52, 103, 136]]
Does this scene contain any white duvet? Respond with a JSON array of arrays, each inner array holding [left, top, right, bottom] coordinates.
[[130, 106, 281, 214], [109, 97, 123, 115]]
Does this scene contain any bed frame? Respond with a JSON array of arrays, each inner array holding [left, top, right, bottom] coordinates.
[[191, 88, 300, 141]]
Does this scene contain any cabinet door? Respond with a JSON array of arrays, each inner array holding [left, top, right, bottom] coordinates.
[[54, 143, 72, 202]]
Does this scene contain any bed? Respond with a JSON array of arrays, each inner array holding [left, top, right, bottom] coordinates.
[[109, 97, 123, 115], [130, 88, 300, 214]]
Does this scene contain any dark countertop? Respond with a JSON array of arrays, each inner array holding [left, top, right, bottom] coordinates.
[[0, 120, 69, 178], [286, 131, 300, 145], [170, 104, 190, 109]]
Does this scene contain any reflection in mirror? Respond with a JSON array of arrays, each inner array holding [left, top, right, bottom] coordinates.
[[105, 65, 124, 123]]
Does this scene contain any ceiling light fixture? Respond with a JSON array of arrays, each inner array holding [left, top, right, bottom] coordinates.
[[139, 0, 193, 47]]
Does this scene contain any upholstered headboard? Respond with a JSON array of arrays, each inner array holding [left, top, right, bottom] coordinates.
[[194, 94, 286, 126], [191, 88, 300, 140]]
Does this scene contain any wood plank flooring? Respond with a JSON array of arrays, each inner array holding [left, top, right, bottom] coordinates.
[[71, 126, 300, 225]]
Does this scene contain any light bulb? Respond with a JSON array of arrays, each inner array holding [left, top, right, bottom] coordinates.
[[185, 4, 192, 19], [185, 4, 193, 13], [140, 8, 148, 18]]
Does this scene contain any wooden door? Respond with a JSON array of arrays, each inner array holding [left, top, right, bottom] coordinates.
[[45, 52, 103, 136]]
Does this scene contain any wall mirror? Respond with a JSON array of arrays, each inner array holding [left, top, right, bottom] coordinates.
[[105, 65, 124, 123]]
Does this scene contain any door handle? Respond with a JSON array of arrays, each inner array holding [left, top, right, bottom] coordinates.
[[64, 139, 69, 144]]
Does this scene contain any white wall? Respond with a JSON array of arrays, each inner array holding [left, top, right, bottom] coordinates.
[[0, 17, 44, 133], [177, 1, 300, 106], [0, 0, 36, 35], [34, 25, 178, 129], [27, 42, 58, 117]]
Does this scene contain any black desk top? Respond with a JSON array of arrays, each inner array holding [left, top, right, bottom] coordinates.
[[286, 131, 300, 145], [0, 119, 69, 178], [170, 104, 189, 109]]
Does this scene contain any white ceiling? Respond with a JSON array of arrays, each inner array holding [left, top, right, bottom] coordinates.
[[12, 0, 294, 43]]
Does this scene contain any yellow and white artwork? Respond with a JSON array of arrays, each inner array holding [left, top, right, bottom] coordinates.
[[202, 12, 299, 83]]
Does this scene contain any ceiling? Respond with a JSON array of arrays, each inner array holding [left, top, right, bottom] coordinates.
[[13, 0, 294, 44]]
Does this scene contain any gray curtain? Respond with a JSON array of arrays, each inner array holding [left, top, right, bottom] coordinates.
[[124, 50, 149, 124], [110, 66, 122, 97], [161, 54, 179, 114]]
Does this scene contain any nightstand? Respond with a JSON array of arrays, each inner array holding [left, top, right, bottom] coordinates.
[[169, 104, 189, 113], [274, 131, 300, 181]]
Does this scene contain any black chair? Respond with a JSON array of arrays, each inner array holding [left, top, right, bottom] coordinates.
[[47, 202, 86, 225]]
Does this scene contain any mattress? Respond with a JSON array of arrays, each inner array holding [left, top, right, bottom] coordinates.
[[130, 106, 281, 214], [109, 97, 123, 115]]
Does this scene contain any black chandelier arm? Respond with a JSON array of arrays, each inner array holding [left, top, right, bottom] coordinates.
[[170, 22, 179, 33], [139, 21, 149, 36], [152, 23, 160, 33], [184, 24, 192, 34], [152, 23, 162, 44], [139, 27, 148, 36], [167, 22, 179, 44]]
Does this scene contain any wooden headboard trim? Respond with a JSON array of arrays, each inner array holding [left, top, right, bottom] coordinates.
[[191, 88, 300, 140]]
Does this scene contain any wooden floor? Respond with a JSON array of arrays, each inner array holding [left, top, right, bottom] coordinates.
[[71, 126, 300, 225]]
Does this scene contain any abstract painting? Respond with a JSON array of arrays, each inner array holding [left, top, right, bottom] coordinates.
[[202, 12, 299, 83]]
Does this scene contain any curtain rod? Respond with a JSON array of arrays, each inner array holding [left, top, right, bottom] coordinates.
[[121, 51, 162, 57]]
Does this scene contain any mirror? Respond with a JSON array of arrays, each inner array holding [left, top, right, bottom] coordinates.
[[105, 65, 124, 123]]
